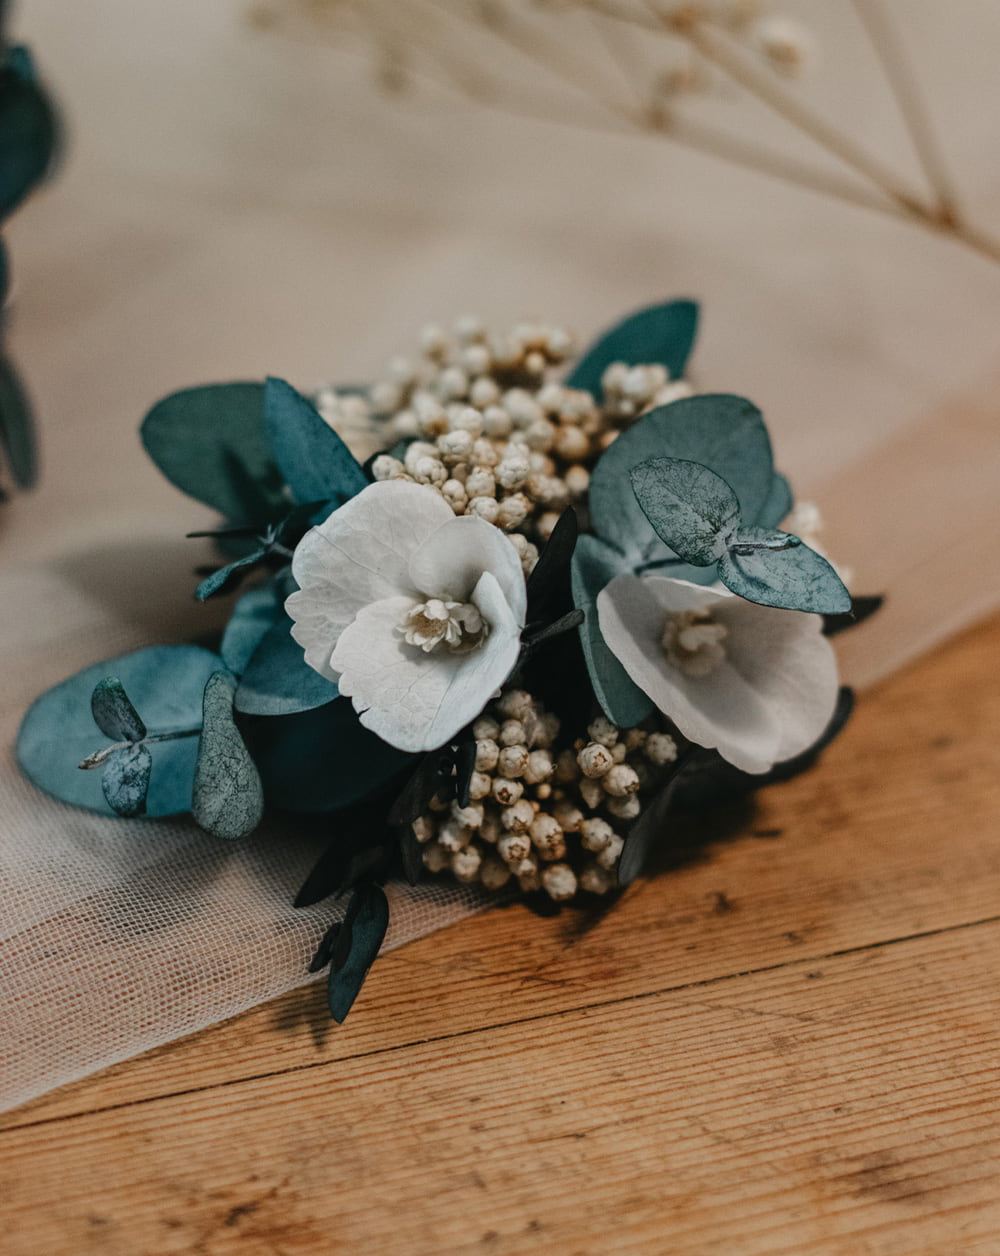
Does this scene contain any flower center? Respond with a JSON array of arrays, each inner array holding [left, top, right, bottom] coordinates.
[[661, 608, 728, 678], [398, 598, 490, 654]]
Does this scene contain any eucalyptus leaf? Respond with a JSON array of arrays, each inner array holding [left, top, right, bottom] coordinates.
[[0, 51, 58, 219], [630, 457, 740, 566], [0, 354, 36, 489], [719, 526, 851, 614], [570, 534, 654, 728], [566, 300, 699, 400], [327, 882, 390, 1023], [757, 472, 793, 528], [249, 698, 413, 813], [141, 382, 286, 522], [588, 394, 774, 563], [91, 677, 146, 742], [221, 582, 284, 674], [101, 742, 151, 818], [235, 612, 339, 716], [264, 376, 367, 508], [17, 645, 219, 816], [195, 546, 268, 601], [192, 670, 264, 840], [822, 594, 884, 637]]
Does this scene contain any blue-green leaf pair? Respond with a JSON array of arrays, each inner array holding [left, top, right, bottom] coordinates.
[[141, 377, 368, 533], [572, 392, 794, 725], [630, 457, 850, 615]]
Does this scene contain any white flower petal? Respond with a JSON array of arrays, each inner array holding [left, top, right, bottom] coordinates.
[[407, 514, 527, 625], [287, 481, 453, 680], [598, 574, 785, 773], [333, 572, 521, 752], [714, 597, 839, 763]]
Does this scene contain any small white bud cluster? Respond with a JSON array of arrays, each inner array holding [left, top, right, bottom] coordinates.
[[416, 691, 679, 902], [362, 316, 693, 558]]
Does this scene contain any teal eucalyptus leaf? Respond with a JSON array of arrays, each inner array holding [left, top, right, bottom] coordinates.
[[221, 583, 285, 674], [249, 698, 413, 813], [719, 526, 851, 614], [0, 354, 36, 489], [141, 382, 286, 522], [264, 376, 367, 508], [566, 300, 699, 399], [193, 670, 264, 840], [91, 677, 146, 742], [327, 882, 390, 1023], [17, 645, 220, 816], [588, 394, 773, 563], [195, 546, 268, 601], [757, 472, 793, 528], [0, 49, 58, 219], [629, 457, 740, 566], [101, 742, 152, 818], [570, 534, 654, 728], [235, 612, 339, 716]]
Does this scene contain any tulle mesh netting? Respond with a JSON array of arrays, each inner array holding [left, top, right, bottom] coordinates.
[[0, 566, 494, 1113]]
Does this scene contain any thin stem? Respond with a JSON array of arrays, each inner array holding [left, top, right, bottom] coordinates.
[[662, 8, 933, 220], [146, 728, 200, 745], [850, 0, 958, 220]]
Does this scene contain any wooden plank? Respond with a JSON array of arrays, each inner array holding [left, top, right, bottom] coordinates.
[[5, 612, 999, 1130], [2, 922, 1000, 1256]]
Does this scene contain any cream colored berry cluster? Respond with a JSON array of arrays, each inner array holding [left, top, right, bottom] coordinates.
[[417, 688, 679, 902], [364, 316, 692, 557]]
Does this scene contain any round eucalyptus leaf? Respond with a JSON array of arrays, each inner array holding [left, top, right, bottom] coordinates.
[[567, 300, 699, 400]]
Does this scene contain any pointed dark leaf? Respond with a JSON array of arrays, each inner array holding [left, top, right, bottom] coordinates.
[[617, 753, 693, 886], [194, 546, 268, 601], [308, 919, 343, 974], [192, 671, 264, 840], [264, 376, 367, 508], [454, 732, 477, 809], [566, 300, 699, 400], [101, 743, 152, 818], [91, 677, 146, 742], [0, 354, 36, 488], [398, 824, 424, 886], [327, 882, 390, 1023], [0, 55, 59, 219], [823, 594, 884, 637], [525, 506, 578, 622]]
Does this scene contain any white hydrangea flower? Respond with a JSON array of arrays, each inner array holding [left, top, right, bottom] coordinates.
[[597, 575, 838, 774], [286, 480, 527, 753]]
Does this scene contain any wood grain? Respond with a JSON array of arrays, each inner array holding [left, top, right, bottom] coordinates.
[[1, 614, 998, 1255]]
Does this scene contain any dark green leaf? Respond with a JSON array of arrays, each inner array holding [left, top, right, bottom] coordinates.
[[193, 671, 264, 840], [589, 394, 773, 564], [756, 472, 793, 528], [570, 535, 654, 728], [91, 677, 146, 742], [235, 612, 340, 716], [308, 920, 342, 974], [249, 698, 414, 813], [630, 457, 740, 566], [327, 883, 390, 1023], [18, 645, 219, 816], [195, 545, 268, 601], [823, 594, 884, 637], [525, 506, 578, 624], [264, 376, 367, 508], [141, 382, 286, 522], [617, 767, 686, 887], [101, 742, 151, 818], [0, 354, 36, 489], [719, 526, 851, 614], [221, 582, 285, 674], [0, 55, 58, 219], [566, 300, 699, 399]]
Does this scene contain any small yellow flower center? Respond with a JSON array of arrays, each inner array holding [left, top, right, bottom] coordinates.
[[398, 598, 489, 654], [661, 608, 728, 678]]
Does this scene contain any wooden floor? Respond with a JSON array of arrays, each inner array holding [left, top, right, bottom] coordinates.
[[2, 615, 999, 1256]]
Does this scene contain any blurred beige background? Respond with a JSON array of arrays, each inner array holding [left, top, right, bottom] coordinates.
[[3, 0, 1000, 678]]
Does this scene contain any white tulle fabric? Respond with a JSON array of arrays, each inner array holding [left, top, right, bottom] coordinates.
[[0, 566, 497, 1114]]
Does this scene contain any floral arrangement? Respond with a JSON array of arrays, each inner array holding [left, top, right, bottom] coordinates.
[[17, 299, 879, 1020], [0, 24, 59, 498]]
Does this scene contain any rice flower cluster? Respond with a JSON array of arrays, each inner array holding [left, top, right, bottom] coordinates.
[[417, 689, 679, 901]]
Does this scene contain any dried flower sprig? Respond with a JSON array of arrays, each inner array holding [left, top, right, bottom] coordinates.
[[250, 0, 1000, 267]]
